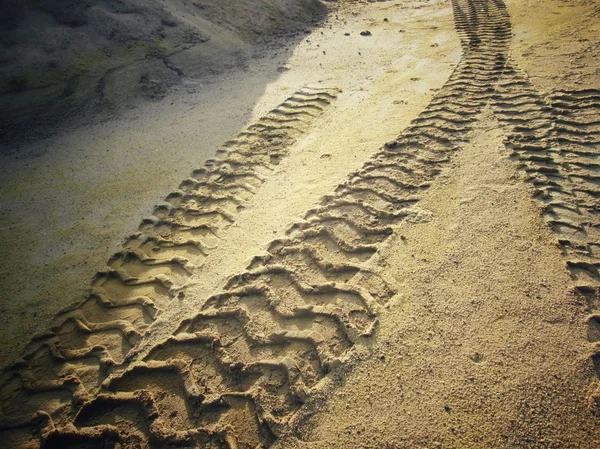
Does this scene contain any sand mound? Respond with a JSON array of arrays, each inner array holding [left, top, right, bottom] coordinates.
[[0, 0, 326, 143]]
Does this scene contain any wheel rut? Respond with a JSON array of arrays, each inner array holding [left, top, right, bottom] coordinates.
[[491, 62, 600, 413], [0, 1, 533, 448], [0, 87, 340, 449]]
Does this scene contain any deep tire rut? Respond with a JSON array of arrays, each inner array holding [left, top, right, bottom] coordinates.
[[0, 87, 340, 449], [0, 1, 518, 447], [0, 0, 545, 447], [491, 66, 600, 411]]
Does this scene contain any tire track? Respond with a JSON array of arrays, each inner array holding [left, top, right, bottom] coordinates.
[[537, 89, 600, 407], [3, 2, 516, 447], [0, 87, 339, 449], [490, 59, 600, 410], [1, 0, 516, 446]]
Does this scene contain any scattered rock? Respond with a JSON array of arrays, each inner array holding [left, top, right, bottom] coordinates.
[[360, 30, 372, 36]]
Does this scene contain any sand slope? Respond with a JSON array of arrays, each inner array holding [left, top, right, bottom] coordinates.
[[0, 0, 326, 142]]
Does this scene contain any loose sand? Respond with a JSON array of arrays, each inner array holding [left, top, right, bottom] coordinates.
[[1, 0, 600, 448]]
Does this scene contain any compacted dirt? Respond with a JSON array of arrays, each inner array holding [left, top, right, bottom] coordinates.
[[1, 0, 600, 448]]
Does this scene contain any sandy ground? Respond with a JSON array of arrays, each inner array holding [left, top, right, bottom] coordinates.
[[0, 0, 458, 366], [288, 109, 600, 448], [285, 2, 600, 447], [2, 0, 600, 448], [0, 0, 327, 141], [507, 0, 600, 92]]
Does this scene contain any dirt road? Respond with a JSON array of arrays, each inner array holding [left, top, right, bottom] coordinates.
[[1, 0, 600, 448]]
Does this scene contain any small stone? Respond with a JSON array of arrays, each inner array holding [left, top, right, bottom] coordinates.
[[471, 352, 483, 363], [385, 140, 398, 149], [360, 30, 372, 36]]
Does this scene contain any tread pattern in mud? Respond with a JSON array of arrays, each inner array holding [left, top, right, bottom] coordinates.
[[0, 87, 339, 448], [0, 0, 518, 447]]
